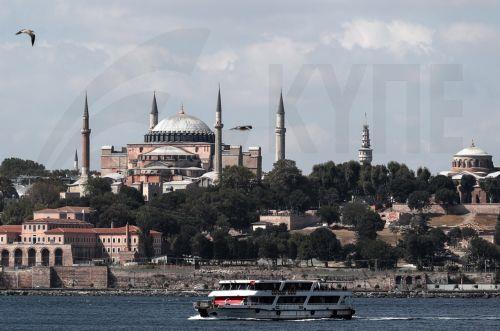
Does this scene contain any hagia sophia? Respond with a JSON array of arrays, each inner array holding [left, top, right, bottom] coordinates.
[[63, 88, 288, 200]]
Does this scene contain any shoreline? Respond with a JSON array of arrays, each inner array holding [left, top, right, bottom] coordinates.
[[0, 288, 498, 298]]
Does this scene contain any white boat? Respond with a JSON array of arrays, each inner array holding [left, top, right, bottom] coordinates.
[[194, 279, 355, 320]]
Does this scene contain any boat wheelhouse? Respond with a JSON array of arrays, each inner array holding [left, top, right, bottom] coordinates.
[[194, 279, 355, 320]]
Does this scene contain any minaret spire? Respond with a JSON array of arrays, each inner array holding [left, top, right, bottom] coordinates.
[[214, 85, 223, 180], [149, 91, 159, 130], [74, 149, 79, 172], [358, 114, 373, 165], [81, 92, 91, 178], [275, 90, 286, 162]]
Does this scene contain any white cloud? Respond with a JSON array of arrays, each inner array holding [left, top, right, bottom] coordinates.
[[439, 22, 497, 44], [323, 19, 434, 56], [198, 50, 238, 72]]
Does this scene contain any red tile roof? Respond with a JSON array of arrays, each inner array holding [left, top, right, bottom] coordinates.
[[45, 227, 97, 234], [45, 225, 148, 235], [0, 225, 22, 233]]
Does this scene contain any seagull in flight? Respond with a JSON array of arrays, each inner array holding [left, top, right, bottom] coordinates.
[[230, 125, 253, 131], [16, 29, 35, 46]]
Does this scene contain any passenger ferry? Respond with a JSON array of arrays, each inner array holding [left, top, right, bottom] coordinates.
[[194, 279, 355, 320]]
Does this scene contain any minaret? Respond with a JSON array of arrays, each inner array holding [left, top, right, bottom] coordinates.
[[275, 91, 286, 162], [358, 113, 373, 165], [81, 93, 91, 177], [149, 91, 159, 130], [214, 86, 223, 179], [74, 149, 79, 172]]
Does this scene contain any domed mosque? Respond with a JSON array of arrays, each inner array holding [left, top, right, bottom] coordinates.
[[101, 89, 267, 200], [440, 140, 500, 203]]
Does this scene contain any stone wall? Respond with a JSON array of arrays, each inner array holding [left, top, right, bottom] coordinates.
[[391, 203, 500, 215], [52, 266, 108, 289], [259, 214, 320, 230]]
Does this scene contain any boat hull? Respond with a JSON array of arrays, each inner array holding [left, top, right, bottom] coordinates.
[[196, 306, 355, 320]]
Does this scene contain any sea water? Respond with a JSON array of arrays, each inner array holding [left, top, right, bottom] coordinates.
[[0, 296, 499, 330]]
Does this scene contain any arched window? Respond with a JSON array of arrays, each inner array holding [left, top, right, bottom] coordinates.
[[14, 249, 23, 267], [41, 249, 50, 266], [54, 248, 63, 266], [1, 250, 9, 267], [28, 248, 36, 267]]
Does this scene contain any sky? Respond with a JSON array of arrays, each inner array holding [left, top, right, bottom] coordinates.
[[0, 0, 499, 174]]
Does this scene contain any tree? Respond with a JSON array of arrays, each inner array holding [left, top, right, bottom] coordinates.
[[264, 159, 310, 211], [1, 198, 33, 224], [309, 228, 341, 261], [342, 201, 385, 240], [98, 203, 135, 228], [297, 237, 315, 265], [446, 227, 462, 247], [26, 179, 65, 207], [428, 175, 456, 193], [220, 165, 255, 192], [317, 205, 340, 225], [0, 176, 18, 200], [434, 188, 458, 208], [479, 178, 500, 203], [407, 190, 431, 212], [356, 239, 398, 269], [460, 175, 476, 203], [0, 158, 46, 178], [84, 177, 112, 197], [467, 237, 499, 270], [212, 230, 229, 260]]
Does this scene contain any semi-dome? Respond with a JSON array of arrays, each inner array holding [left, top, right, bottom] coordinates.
[[152, 108, 212, 134]]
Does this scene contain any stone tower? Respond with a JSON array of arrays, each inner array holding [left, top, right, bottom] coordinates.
[[149, 91, 159, 130], [214, 86, 223, 179], [358, 113, 372, 165], [81, 93, 91, 177], [275, 91, 286, 162], [74, 149, 79, 172]]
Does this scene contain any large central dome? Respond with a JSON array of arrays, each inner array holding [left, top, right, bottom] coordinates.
[[152, 109, 212, 134], [144, 107, 214, 144]]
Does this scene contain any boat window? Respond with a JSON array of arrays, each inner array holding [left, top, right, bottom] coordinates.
[[218, 284, 231, 290], [276, 296, 307, 304], [248, 296, 275, 304], [282, 282, 312, 291], [307, 296, 340, 304], [255, 283, 281, 291]]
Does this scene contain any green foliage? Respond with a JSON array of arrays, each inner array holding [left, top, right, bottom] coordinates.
[[342, 201, 385, 240], [1, 198, 33, 224], [434, 188, 459, 206], [220, 165, 256, 192], [428, 175, 456, 193], [479, 178, 500, 203], [0, 176, 18, 201], [460, 174, 476, 203], [84, 177, 112, 197], [467, 237, 499, 269], [191, 233, 213, 259], [264, 159, 310, 212], [407, 190, 431, 212], [0, 158, 46, 179], [355, 239, 398, 269], [317, 205, 340, 224], [399, 226, 447, 269], [26, 179, 65, 207], [308, 228, 341, 261], [98, 203, 135, 228]]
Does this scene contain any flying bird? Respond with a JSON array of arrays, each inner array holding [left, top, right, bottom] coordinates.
[[230, 125, 253, 131], [16, 29, 35, 46]]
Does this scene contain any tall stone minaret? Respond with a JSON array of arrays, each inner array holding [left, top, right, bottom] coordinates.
[[74, 149, 79, 172], [214, 86, 223, 179], [81, 93, 91, 177], [275, 91, 286, 162], [358, 113, 373, 165], [149, 91, 159, 130]]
